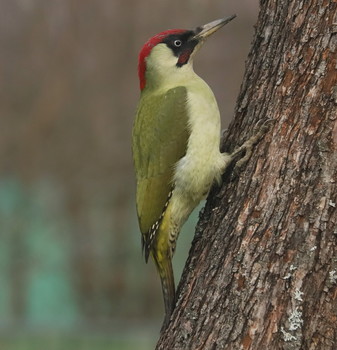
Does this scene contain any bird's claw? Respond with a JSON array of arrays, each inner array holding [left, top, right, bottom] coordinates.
[[230, 118, 273, 178]]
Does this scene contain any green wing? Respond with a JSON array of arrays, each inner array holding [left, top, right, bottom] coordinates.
[[132, 86, 189, 238]]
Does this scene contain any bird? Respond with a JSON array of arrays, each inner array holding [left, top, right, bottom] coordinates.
[[132, 15, 268, 327]]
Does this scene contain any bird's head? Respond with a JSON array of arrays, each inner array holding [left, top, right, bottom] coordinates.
[[138, 15, 236, 91]]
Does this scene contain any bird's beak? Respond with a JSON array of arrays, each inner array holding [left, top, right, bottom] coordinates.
[[193, 15, 236, 41]]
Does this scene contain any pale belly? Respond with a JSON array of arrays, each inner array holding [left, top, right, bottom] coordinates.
[[170, 85, 225, 224]]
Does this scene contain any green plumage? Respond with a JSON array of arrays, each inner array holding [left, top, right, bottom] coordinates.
[[132, 86, 191, 325], [132, 86, 189, 254], [133, 14, 240, 329]]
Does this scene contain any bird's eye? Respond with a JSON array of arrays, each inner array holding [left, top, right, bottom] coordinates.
[[174, 40, 182, 47]]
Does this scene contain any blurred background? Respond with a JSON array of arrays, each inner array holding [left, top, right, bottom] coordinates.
[[0, 0, 258, 349]]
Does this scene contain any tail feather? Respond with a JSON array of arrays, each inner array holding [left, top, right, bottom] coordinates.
[[152, 252, 175, 328]]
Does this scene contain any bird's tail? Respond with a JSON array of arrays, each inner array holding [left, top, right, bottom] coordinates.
[[152, 250, 175, 328]]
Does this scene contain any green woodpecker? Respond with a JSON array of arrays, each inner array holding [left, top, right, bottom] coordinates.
[[132, 15, 266, 327]]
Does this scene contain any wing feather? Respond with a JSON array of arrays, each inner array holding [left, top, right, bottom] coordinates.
[[132, 86, 189, 238]]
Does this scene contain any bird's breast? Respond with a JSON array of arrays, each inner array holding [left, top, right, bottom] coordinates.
[[173, 80, 224, 202]]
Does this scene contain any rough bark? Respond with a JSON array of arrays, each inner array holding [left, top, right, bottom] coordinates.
[[156, 1, 337, 349]]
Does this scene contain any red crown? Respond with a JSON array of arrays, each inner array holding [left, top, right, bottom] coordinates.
[[138, 29, 186, 90]]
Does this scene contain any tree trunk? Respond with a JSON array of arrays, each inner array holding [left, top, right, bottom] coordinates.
[[156, 1, 337, 349]]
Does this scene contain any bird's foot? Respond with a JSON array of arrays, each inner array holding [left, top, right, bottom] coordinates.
[[220, 128, 229, 145], [222, 119, 273, 178]]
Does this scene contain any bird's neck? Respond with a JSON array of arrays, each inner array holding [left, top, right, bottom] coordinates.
[[145, 65, 198, 93]]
